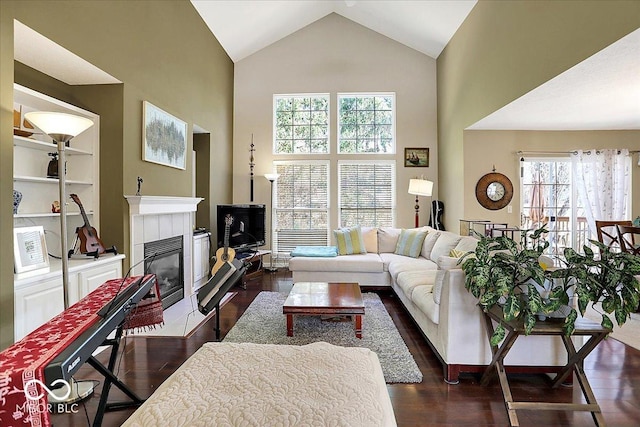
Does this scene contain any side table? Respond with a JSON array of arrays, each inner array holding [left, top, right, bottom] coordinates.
[[481, 307, 610, 427]]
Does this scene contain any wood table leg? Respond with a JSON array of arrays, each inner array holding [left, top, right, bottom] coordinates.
[[355, 314, 362, 338], [286, 314, 293, 336]]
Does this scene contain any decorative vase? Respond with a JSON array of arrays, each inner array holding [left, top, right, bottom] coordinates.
[[13, 190, 22, 214]]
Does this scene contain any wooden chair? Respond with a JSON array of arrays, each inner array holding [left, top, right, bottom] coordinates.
[[617, 225, 640, 256], [595, 220, 632, 250]]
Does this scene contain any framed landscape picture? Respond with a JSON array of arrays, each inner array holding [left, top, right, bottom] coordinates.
[[143, 101, 187, 169], [404, 148, 429, 167]]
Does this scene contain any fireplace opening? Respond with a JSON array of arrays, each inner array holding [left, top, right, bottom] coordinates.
[[144, 236, 184, 310]]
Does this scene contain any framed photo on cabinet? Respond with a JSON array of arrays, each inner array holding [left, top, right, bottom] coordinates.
[[143, 101, 187, 169], [14, 226, 49, 273]]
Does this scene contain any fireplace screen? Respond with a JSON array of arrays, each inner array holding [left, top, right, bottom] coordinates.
[[145, 236, 184, 309]]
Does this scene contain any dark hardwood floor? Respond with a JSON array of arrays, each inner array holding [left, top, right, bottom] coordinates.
[[54, 270, 640, 426]]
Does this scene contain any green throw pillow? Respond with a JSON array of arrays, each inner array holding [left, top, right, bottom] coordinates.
[[334, 226, 367, 255], [394, 229, 428, 258]]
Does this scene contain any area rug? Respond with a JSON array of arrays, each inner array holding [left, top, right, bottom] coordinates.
[[223, 291, 423, 383], [132, 292, 236, 338]]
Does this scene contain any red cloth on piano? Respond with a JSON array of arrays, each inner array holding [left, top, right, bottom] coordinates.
[[0, 275, 160, 427]]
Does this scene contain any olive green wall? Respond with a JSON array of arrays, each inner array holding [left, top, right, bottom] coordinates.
[[0, 0, 233, 349], [194, 133, 212, 230], [437, 0, 640, 228]]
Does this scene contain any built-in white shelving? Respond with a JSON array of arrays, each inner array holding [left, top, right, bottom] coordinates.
[[12, 84, 123, 343]]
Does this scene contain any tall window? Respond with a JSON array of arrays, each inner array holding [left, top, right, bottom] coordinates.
[[338, 94, 395, 154], [274, 94, 329, 154], [338, 161, 395, 227], [273, 161, 330, 253]]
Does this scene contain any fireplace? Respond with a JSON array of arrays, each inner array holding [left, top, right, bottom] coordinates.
[[145, 236, 184, 310]]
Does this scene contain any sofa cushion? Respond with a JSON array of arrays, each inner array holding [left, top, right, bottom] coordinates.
[[433, 255, 464, 304], [361, 227, 378, 253], [429, 232, 463, 262], [288, 253, 383, 273], [453, 236, 479, 253], [384, 254, 437, 280], [395, 228, 428, 258], [334, 226, 366, 255], [421, 230, 441, 259], [411, 285, 439, 324], [396, 271, 437, 300], [378, 227, 402, 253]]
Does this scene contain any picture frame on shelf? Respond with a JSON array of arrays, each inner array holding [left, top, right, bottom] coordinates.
[[143, 101, 187, 170], [13, 226, 49, 273], [404, 148, 429, 167]]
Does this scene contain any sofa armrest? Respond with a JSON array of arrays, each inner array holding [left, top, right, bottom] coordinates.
[[437, 269, 490, 365]]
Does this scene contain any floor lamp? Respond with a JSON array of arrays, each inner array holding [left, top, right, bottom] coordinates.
[[24, 112, 95, 403], [408, 178, 433, 228], [264, 173, 279, 272]]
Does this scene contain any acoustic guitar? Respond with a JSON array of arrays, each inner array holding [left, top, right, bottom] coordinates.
[[211, 214, 236, 275], [70, 193, 107, 255]]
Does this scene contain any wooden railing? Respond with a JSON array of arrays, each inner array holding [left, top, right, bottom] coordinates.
[[522, 216, 592, 255]]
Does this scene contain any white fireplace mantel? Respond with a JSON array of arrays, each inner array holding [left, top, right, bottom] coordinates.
[[126, 195, 205, 297], [125, 195, 204, 215]]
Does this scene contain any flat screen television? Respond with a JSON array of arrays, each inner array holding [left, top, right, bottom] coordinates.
[[216, 204, 266, 252]]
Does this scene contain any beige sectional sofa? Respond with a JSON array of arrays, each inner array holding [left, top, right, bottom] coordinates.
[[289, 226, 575, 383]]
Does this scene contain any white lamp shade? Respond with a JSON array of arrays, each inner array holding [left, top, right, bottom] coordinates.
[[24, 111, 94, 138], [408, 178, 433, 197], [264, 173, 279, 182]]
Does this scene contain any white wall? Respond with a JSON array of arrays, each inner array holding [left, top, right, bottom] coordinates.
[[233, 13, 438, 245]]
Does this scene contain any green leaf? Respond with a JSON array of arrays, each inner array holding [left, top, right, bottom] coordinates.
[[615, 306, 628, 327], [503, 295, 521, 321], [490, 324, 506, 347], [563, 309, 577, 336], [527, 284, 544, 314], [601, 315, 613, 330], [601, 296, 616, 313], [524, 312, 536, 335]]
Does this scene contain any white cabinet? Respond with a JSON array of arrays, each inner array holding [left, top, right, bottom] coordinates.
[[193, 232, 211, 293], [14, 277, 65, 341], [74, 260, 124, 303], [14, 254, 125, 341]]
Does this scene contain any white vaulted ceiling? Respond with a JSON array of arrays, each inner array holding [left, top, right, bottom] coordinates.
[[190, 0, 477, 62]]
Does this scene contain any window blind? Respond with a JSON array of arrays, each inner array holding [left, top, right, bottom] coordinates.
[[338, 161, 395, 227]]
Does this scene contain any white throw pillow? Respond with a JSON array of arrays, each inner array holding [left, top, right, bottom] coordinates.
[[433, 255, 464, 304], [361, 227, 379, 253], [454, 237, 478, 253], [421, 231, 441, 259], [378, 227, 403, 253], [429, 232, 462, 262]]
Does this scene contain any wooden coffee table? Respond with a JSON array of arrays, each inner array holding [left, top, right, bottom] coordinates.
[[283, 282, 365, 338]]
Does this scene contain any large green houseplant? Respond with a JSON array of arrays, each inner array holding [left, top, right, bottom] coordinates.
[[461, 228, 640, 346]]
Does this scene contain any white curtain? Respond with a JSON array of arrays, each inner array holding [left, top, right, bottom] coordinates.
[[571, 149, 631, 236]]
